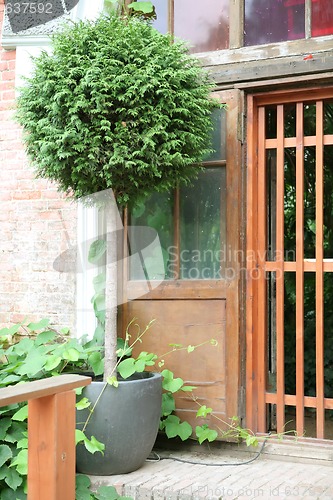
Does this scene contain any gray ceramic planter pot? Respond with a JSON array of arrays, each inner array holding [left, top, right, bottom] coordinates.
[[76, 372, 162, 475]]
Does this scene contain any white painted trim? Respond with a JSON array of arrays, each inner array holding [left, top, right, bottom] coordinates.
[[76, 204, 99, 339]]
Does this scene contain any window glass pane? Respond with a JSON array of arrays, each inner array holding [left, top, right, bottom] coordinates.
[[180, 168, 226, 279], [244, 0, 305, 46], [204, 108, 227, 162], [138, 0, 168, 34], [174, 0, 229, 53], [312, 0, 333, 37], [129, 192, 174, 280]]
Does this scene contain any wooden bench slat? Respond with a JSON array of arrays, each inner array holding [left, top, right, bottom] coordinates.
[[0, 374, 91, 406]]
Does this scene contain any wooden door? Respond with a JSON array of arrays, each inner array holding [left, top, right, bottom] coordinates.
[[121, 90, 244, 432], [247, 87, 333, 439]]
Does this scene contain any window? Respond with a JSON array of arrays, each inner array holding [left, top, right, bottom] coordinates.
[[129, 108, 227, 281], [139, 0, 229, 53], [138, 0, 333, 53], [244, 0, 333, 46]]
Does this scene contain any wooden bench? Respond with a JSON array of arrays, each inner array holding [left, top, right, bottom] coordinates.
[[0, 374, 91, 500]]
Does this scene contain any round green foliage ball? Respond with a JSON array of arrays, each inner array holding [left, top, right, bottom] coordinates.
[[17, 15, 219, 206]]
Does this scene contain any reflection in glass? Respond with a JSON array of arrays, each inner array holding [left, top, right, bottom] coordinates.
[[139, 0, 168, 34], [129, 192, 174, 280], [180, 168, 225, 279], [244, 0, 305, 46], [203, 108, 227, 162], [312, 0, 333, 37], [324, 146, 333, 258], [174, 0, 229, 53]]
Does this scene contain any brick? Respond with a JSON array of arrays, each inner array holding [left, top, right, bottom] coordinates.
[[1, 70, 15, 81], [0, 50, 16, 61], [0, 61, 9, 71], [1, 90, 16, 101], [13, 190, 41, 200], [0, 81, 15, 91]]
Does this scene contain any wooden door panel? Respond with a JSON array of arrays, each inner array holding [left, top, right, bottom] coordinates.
[[126, 299, 226, 431]]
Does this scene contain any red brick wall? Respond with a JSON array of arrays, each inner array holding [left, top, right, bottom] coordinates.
[[0, 2, 78, 330]]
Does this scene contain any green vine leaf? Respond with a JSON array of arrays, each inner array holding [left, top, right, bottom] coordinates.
[[76, 398, 91, 410], [0, 445, 12, 468], [118, 358, 136, 379], [12, 405, 28, 422], [128, 1, 154, 14], [196, 405, 213, 418], [27, 319, 50, 331], [107, 376, 118, 387], [4, 467, 22, 491], [10, 449, 28, 475], [163, 415, 192, 441], [83, 436, 105, 455], [35, 330, 57, 346], [195, 425, 218, 444], [161, 392, 175, 416], [161, 370, 184, 393], [88, 240, 107, 264]]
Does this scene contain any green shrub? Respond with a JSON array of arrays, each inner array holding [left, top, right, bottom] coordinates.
[[16, 14, 219, 207]]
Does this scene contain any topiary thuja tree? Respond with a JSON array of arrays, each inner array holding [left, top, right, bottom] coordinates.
[[16, 9, 220, 379]]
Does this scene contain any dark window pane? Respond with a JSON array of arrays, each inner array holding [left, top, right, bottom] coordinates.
[[203, 108, 227, 162], [312, 0, 333, 37], [244, 0, 305, 46], [180, 168, 226, 279], [129, 192, 174, 280], [174, 0, 229, 53]]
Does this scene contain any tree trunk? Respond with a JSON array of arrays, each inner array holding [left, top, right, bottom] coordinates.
[[103, 199, 118, 380]]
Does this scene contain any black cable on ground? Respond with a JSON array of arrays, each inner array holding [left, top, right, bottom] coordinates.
[[147, 437, 268, 467]]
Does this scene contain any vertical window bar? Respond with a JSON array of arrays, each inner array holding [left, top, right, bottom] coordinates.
[[305, 0, 312, 38], [169, 0, 174, 36], [257, 106, 267, 432], [229, 0, 244, 49], [295, 102, 305, 436], [316, 100, 325, 438], [276, 104, 285, 433]]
